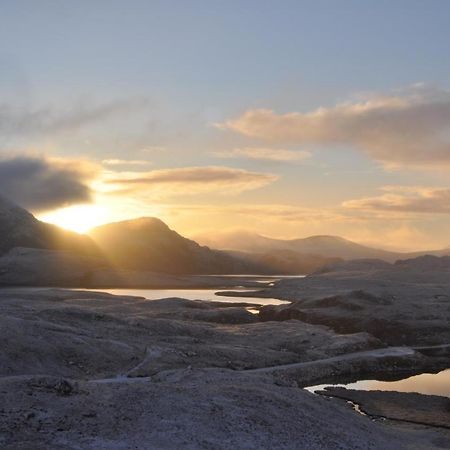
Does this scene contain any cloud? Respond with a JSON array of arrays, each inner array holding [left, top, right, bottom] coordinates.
[[163, 198, 432, 226], [0, 99, 147, 141], [103, 166, 278, 196], [102, 159, 151, 167], [220, 85, 450, 169], [139, 146, 166, 154], [212, 147, 311, 162], [343, 186, 450, 214], [0, 155, 98, 211], [162, 203, 347, 223]]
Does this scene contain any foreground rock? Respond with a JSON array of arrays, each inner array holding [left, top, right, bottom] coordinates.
[[0, 288, 448, 449], [318, 388, 450, 428], [250, 257, 450, 346], [0, 288, 382, 378], [0, 370, 447, 450]]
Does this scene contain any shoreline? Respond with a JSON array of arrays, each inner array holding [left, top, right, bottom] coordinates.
[[0, 273, 449, 448]]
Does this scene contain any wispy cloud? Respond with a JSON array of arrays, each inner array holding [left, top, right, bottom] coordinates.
[[162, 203, 348, 223], [212, 147, 311, 162], [102, 166, 278, 196], [0, 98, 148, 142], [102, 159, 151, 167], [220, 85, 450, 169], [138, 146, 166, 154], [343, 185, 450, 214]]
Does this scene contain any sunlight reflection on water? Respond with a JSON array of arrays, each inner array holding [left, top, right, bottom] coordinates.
[[91, 287, 288, 306], [306, 369, 450, 398]]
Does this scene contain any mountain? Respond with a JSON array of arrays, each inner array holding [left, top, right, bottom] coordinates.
[[194, 230, 450, 263], [228, 249, 342, 275], [3, 194, 447, 279], [0, 198, 273, 282], [285, 235, 400, 261], [0, 195, 98, 256], [88, 218, 267, 275]]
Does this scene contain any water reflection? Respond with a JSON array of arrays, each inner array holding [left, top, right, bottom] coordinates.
[[93, 287, 289, 306], [307, 368, 450, 398]]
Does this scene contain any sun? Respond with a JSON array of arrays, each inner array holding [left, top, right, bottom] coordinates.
[[38, 204, 108, 234]]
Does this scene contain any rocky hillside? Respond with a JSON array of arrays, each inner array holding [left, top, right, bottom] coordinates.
[[256, 255, 450, 346], [195, 230, 450, 262], [89, 217, 267, 275], [0, 197, 271, 277], [0, 196, 97, 256]]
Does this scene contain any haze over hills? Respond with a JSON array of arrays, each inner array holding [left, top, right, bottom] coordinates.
[[227, 249, 341, 275], [88, 217, 266, 275], [2, 195, 448, 281], [194, 230, 450, 263], [0, 197, 274, 278]]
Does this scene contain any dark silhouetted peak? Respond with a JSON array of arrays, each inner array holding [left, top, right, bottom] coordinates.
[[100, 217, 170, 232], [89, 217, 266, 275], [0, 195, 47, 254], [90, 217, 182, 250], [0, 195, 98, 256]]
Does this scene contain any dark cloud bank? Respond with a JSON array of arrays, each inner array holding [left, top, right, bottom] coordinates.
[[0, 156, 95, 211]]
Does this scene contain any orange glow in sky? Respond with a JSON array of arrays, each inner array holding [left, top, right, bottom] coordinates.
[[39, 205, 109, 234]]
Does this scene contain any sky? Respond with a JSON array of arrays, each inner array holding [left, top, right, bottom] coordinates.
[[1, 0, 450, 251]]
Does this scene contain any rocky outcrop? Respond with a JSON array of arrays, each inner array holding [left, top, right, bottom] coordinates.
[[0, 288, 382, 378], [318, 388, 450, 428], [0, 288, 447, 449], [0, 289, 446, 450], [250, 257, 450, 346], [2, 370, 437, 450]]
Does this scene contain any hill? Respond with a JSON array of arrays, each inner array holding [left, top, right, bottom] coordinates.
[[228, 249, 341, 275], [0, 198, 276, 282], [0, 195, 98, 256], [195, 230, 449, 262], [89, 218, 267, 275]]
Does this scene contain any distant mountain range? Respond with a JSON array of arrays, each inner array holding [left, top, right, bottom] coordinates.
[[227, 249, 341, 275], [0, 196, 265, 278], [1, 195, 449, 286], [194, 230, 450, 263]]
